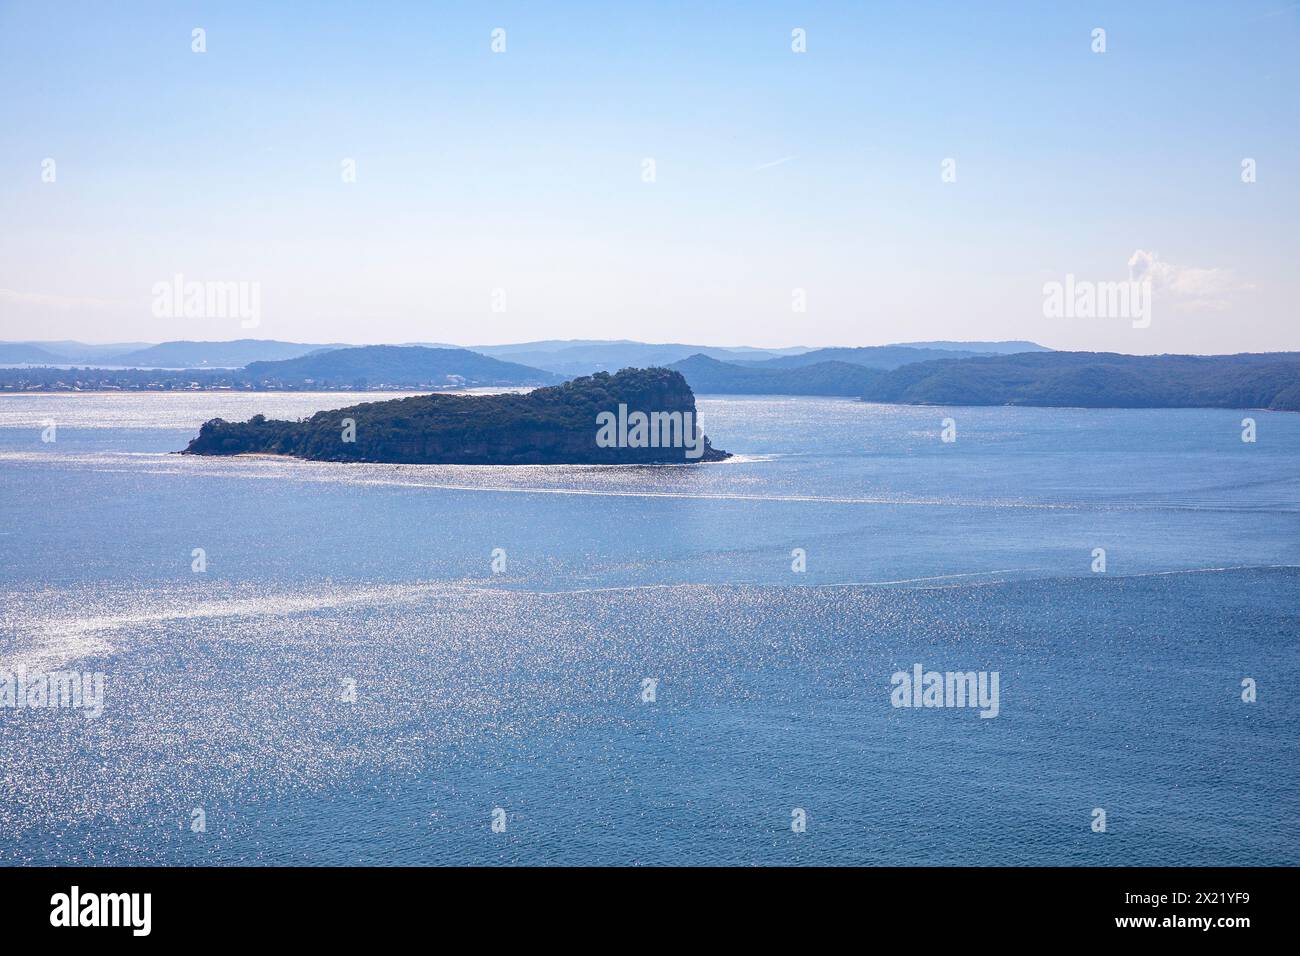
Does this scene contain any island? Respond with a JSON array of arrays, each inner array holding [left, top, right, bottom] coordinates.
[[182, 367, 731, 464]]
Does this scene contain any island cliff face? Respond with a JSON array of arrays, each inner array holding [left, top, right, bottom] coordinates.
[[182, 367, 730, 464]]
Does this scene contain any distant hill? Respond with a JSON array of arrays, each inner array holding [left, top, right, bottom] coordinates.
[[477, 341, 813, 377], [668, 354, 884, 396], [740, 345, 988, 370], [111, 339, 343, 368], [184, 367, 727, 464], [7, 338, 1044, 373], [893, 340, 1049, 354], [0, 341, 151, 364], [0, 343, 71, 365], [472, 339, 644, 355], [476, 339, 810, 358], [862, 352, 1300, 410], [242, 346, 562, 388]]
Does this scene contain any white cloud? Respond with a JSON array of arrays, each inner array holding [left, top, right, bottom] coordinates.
[[1126, 250, 1250, 310]]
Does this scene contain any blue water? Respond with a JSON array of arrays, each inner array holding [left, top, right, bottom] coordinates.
[[0, 393, 1296, 865]]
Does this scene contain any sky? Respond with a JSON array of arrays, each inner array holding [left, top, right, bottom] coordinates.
[[0, 0, 1297, 353]]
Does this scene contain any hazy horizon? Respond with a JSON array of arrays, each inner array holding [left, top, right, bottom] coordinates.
[[3, 335, 1298, 358], [2, 2, 1297, 354], [0, 333, 1040, 350]]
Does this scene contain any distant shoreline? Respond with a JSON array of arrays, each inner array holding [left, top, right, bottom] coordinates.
[[3, 389, 1295, 413], [4, 345, 1297, 412]]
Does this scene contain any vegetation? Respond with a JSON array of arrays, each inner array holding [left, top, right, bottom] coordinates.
[[668, 354, 884, 395], [184, 367, 730, 464], [861, 352, 1300, 410]]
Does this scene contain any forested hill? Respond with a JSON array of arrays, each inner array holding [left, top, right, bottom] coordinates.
[[738, 344, 985, 369], [242, 345, 561, 387], [861, 352, 1300, 410], [183, 367, 729, 464], [668, 354, 885, 395]]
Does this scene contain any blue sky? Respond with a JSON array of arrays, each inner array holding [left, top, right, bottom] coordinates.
[[1, 0, 1297, 352]]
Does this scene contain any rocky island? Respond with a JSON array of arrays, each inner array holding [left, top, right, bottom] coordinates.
[[182, 367, 730, 464]]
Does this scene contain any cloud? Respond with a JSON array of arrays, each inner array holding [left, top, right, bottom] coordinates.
[[1126, 251, 1250, 310]]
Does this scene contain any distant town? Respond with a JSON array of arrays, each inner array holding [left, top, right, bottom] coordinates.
[[0, 367, 461, 393]]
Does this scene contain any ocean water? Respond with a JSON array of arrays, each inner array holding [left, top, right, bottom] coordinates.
[[0, 392, 1296, 865]]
